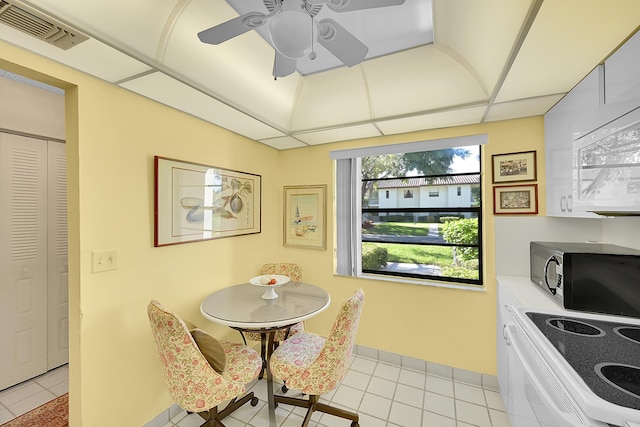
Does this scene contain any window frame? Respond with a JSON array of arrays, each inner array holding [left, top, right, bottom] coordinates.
[[331, 134, 487, 287], [361, 171, 482, 285]]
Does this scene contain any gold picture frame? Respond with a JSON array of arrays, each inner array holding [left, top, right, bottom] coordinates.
[[491, 150, 537, 183], [154, 156, 261, 246], [493, 184, 538, 215], [283, 185, 326, 250]]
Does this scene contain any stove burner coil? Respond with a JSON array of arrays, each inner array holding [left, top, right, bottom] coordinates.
[[545, 318, 605, 337], [614, 326, 640, 345], [595, 363, 640, 400]]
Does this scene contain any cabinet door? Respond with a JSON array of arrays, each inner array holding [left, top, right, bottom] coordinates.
[[0, 133, 48, 390], [47, 140, 68, 370], [604, 30, 640, 117], [497, 282, 520, 413], [544, 68, 600, 218]]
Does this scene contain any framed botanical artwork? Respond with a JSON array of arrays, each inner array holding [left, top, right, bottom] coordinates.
[[491, 150, 537, 183], [154, 156, 261, 246], [283, 185, 326, 250], [493, 184, 538, 215]]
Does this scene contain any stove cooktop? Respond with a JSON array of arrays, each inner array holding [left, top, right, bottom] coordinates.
[[526, 312, 640, 411]]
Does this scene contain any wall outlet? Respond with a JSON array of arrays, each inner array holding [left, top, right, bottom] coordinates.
[[92, 249, 118, 273]]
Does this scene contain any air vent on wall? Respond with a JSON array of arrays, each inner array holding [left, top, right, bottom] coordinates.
[[0, 0, 88, 50]]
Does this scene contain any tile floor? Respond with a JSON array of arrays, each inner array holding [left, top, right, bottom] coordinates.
[[0, 355, 512, 427], [0, 364, 69, 425], [149, 352, 512, 427]]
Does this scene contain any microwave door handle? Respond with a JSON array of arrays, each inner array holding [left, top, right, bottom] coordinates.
[[544, 256, 561, 295]]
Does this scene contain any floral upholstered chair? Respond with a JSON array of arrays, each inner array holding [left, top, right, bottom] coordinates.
[[147, 300, 261, 426], [269, 289, 365, 427], [242, 263, 305, 380]]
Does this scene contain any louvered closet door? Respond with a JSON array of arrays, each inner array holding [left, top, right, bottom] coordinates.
[[0, 133, 48, 390], [47, 140, 68, 370]]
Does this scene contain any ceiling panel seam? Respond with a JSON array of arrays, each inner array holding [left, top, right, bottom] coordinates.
[[433, 43, 489, 99], [481, 0, 543, 123], [113, 69, 159, 86], [156, 0, 192, 63], [359, 64, 375, 121], [291, 100, 488, 134]]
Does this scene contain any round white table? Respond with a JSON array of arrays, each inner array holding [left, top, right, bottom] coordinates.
[[200, 282, 330, 427]]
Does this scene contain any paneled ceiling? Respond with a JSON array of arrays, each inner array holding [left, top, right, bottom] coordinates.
[[0, 0, 639, 149]]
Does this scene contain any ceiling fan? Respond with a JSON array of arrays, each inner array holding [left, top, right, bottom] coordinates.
[[198, 0, 406, 79]]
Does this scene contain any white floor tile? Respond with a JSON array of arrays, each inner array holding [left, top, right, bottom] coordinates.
[[388, 401, 422, 427], [35, 367, 68, 389], [424, 390, 455, 418], [399, 368, 426, 389], [395, 383, 424, 409], [49, 380, 69, 396], [341, 370, 370, 391], [455, 400, 492, 427], [330, 385, 364, 411], [454, 382, 486, 406], [422, 410, 456, 427], [425, 374, 454, 397], [357, 412, 387, 427], [373, 363, 401, 382], [350, 356, 377, 375], [359, 393, 391, 420], [484, 389, 505, 411], [489, 408, 512, 427], [0, 407, 15, 424], [365, 376, 396, 399], [0, 382, 47, 407], [7, 389, 57, 417]]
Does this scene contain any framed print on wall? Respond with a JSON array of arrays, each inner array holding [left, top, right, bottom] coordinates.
[[492, 150, 537, 183], [154, 156, 261, 246], [493, 184, 538, 215], [283, 185, 326, 250]]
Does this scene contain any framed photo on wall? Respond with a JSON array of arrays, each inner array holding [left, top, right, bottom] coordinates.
[[154, 156, 261, 246], [493, 184, 538, 215], [283, 185, 326, 250], [491, 150, 537, 183]]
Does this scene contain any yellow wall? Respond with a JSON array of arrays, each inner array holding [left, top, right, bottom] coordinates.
[[0, 39, 545, 426]]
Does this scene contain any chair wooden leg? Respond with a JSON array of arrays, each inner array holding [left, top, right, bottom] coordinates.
[[195, 392, 258, 427], [274, 394, 359, 426]]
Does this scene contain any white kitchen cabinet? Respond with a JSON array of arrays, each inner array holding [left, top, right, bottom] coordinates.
[[497, 280, 519, 413], [545, 31, 640, 217], [572, 107, 640, 214], [544, 67, 600, 218], [603, 30, 640, 117]]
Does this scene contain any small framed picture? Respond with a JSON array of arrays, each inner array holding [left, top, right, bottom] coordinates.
[[492, 150, 537, 183], [493, 184, 538, 215], [283, 185, 326, 250]]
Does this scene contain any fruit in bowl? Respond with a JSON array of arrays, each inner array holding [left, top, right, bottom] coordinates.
[[259, 276, 277, 285]]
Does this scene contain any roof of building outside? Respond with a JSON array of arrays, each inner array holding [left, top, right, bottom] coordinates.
[[376, 174, 480, 189]]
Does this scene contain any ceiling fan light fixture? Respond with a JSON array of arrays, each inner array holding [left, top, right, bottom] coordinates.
[[269, 9, 314, 59]]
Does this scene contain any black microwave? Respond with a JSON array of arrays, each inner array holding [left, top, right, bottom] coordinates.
[[530, 241, 640, 318]]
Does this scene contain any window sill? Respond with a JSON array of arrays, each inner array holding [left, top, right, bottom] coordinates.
[[345, 273, 486, 292]]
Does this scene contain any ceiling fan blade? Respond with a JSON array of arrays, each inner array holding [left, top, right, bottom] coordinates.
[[317, 18, 368, 67], [198, 12, 267, 45], [273, 51, 297, 79], [323, 0, 406, 12]]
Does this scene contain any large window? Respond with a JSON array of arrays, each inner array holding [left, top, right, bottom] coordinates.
[[332, 136, 485, 286]]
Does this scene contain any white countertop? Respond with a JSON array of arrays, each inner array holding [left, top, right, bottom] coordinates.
[[497, 274, 565, 312], [497, 274, 640, 325]]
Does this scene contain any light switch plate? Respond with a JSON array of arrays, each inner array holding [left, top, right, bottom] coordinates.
[[92, 249, 118, 273]]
